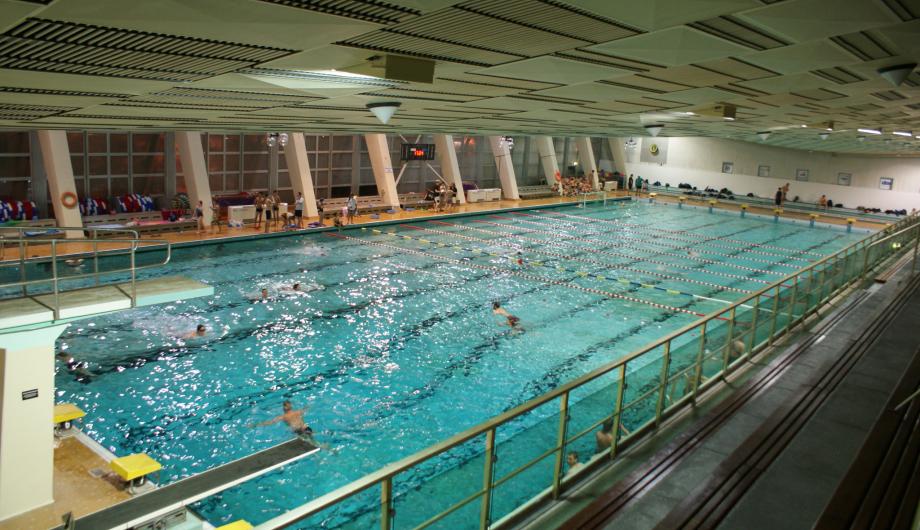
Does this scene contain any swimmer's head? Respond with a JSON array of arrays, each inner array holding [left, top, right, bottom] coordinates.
[[602, 419, 613, 432], [293, 283, 301, 291], [492, 301, 500, 309], [567, 452, 579, 466], [283, 400, 292, 412], [196, 324, 206, 335], [261, 288, 268, 298]]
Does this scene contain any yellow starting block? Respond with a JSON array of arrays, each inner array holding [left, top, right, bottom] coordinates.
[[53, 403, 85, 436], [216, 521, 253, 530], [110, 453, 162, 493]]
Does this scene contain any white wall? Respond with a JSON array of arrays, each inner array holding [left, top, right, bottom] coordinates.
[[624, 137, 920, 211]]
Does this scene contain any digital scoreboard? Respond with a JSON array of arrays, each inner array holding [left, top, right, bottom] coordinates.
[[400, 143, 436, 161]]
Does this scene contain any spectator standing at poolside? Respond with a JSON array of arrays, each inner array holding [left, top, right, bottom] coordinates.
[[294, 192, 305, 228], [627, 174, 634, 193], [194, 200, 205, 235], [635, 175, 644, 195], [818, 194, 828, 211], [782, 182, 790, 203], [254, 193, 264, 229], [316, 197, 325, 225], [774, 187, 783, 207], [346, 195, 358, 224], [271, 190, 281, 228], [211, 199, 221, 234], [264, 193, 274, 232]]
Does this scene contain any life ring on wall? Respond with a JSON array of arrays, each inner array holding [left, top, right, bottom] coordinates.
[[61, 191, 78, 209], [554, 170, 562, 182], [649, 144, 660, 155]]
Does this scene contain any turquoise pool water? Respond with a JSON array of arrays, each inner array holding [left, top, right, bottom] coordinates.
[[52, 201, 865, 527]]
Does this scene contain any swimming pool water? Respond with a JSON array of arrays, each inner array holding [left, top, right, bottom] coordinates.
[[52, 201, 866, 527]]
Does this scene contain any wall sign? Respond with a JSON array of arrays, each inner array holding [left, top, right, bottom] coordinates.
[[721, 161, 733, 174], [795, 168, 809, 181], [22, 389, 38, 400], [757, 165, 770, 177], [837, 172, 851, 186], [879, 177, 893, 190]]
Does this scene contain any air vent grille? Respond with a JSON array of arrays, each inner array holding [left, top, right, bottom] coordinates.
[[831, 32, 893, 61], [0, 18, 295, 82], [689, 16, 787, 50], [256, 0, 420, 24], [456, 0, 637, 43], [238, 67, 402, 87], [871, 90, 907, 101], [151, 87, 322, 104], [811, 67, 865, 84], [0, 102, 78, 120], [0, 86, 133, 98]]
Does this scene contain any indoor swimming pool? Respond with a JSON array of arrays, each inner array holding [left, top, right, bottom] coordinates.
[[52, 200, 867, 528]]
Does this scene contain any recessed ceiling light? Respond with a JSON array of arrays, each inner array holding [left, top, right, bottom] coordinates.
[[893, 130, 912, 137], [724, 117, 735, 121], [800, 124, 807, 128], [857, 128, 882, 135]]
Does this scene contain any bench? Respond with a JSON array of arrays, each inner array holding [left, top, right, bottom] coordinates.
[[84, 211, 197, 234], [320, 196, 395, 218], [399, 192, 434, 209], [517, 185, 555, 199]]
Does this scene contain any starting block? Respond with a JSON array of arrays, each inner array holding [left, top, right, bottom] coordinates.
[[110, 453, 162, 494], [216, 521, 253, 530], [53, 403, 85, 437]]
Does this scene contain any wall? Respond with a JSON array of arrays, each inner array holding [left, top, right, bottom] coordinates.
[[624, 137, 920, 211]]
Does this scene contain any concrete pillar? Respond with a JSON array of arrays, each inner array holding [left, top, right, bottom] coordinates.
[[488, 136, 520, 200], [363, 134, 400, 210], [434, 134, 466, 204], [534, 136, 561, 195], [575, 137, 599, 190], [37, 130, 83, 238], [0, 324, 68, 521], [608, 137, 627, 176], [175, 131, 212, 224], [283, 133, 319, 218]]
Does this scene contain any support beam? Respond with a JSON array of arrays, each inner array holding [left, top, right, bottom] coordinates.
[[364, 134, 400, 210], [608, 137, 627, 176], [488, 136, 519, 200], [283, 133, 319, 218], [575, 137, 599, 190], [0, 325, 68, 521], [534, 136, 561, 194], [37, 130, 82, 238], [434, 134, 466, 204], [175, 131, 212, 225]]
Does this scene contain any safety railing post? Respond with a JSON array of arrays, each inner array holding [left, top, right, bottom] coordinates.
[[551, 391, 570, 499], [785, 276, 799, 332], [746, 296, 760, 357], [654, 340, 672, 426], [721, 307, 737, 376], [130, 238, 137, 308], [479, 428, 496, 530], [861, 240, 870, 278], [912, 224, 919, 275], [380, 477, 393, 530], [18, 239, 26, 296], [609, 364, 627, 458], [93, 238, 100, 285], [768, 285, 781, 345], [51, 241, 59, 321], [692, 321, 708, 397]]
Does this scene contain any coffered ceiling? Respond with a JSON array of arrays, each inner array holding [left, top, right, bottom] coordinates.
[[0, 0, 919, 155]]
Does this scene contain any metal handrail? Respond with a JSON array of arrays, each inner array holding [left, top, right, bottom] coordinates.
[[0, 234, 171, 321], [253, 214, 920, 529], [0, 225, 140, 239]]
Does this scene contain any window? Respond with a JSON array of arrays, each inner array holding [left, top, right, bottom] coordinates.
[[0, 132, 31, 204]]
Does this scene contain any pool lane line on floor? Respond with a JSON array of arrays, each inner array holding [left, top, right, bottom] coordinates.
[[497, 214, 804, 269], [392, 226, 740, 308], [468, 218, 782, 282], [534, 209, 827, 258], [509, 211, 814, 266], [410, 224, 753, 296], [329, 232, 723, 320]]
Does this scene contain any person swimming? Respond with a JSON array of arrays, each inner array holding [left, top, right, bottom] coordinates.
[[249, 400, 325, 448], [492, 301, 520, 328], [182, 324, 207, 339], [56, 352, 95, 380]]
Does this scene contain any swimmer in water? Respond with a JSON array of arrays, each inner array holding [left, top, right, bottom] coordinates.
[[687, 250, 701, 259], [492, 301, 521, 328], [250, 400, 329, 448], [182, 324, 207, 339], [516, 251, 524, 266], [260, 288, 269, 300], [56, 352, 95, 379]]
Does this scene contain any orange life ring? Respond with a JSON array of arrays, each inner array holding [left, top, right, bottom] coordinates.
[[61, 191, 78, 209], [554, 170, 562, 182]]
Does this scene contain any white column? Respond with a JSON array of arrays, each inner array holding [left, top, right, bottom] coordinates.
[[364, 134, 400, 210], [488, 136, 520, 200], [283, 134, 319, 218], [175, 131, 212, 224], [608, 137, 627, 176], [434, 134, 466, 204], [575, 137, 599, 191], [0, 325, 68, 521], [37, 130, 83, 238], [534, 136, 561, 195]]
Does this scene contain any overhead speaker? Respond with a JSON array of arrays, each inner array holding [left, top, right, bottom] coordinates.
[[819, 133, 829, 140], [345, 54, 436, 84], [757, 131, 771, 141], [644, 124, 664, 137], [878, 63, 916, 86], [366, 102, 401, 124]]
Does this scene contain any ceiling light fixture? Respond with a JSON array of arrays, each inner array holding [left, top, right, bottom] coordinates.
[[800, 124, 807, 128], [819, 133, 829, 140], [366, 102, 401, 124], [877, 63, 917, 86], [644, 124, 664, 137], [892, 130, 912, 137], [757, 131, 771, 141], [857, 128, 882, 135], [724, 117, 735, 121]]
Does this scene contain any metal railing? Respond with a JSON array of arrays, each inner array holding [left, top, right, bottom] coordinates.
[[251, 214, 920, 530], [0, 226, 172, 321]]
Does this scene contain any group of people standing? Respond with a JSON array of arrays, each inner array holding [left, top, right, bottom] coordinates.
[[253, 190, 283, 229], [424, 182, 458, 212]]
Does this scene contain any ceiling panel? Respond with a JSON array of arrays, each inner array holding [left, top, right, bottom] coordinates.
[[585, 26, 753, 66]]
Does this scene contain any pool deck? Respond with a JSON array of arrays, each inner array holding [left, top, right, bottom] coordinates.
[[0, 192, 889, 263], [0, 437, 130, 530]]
